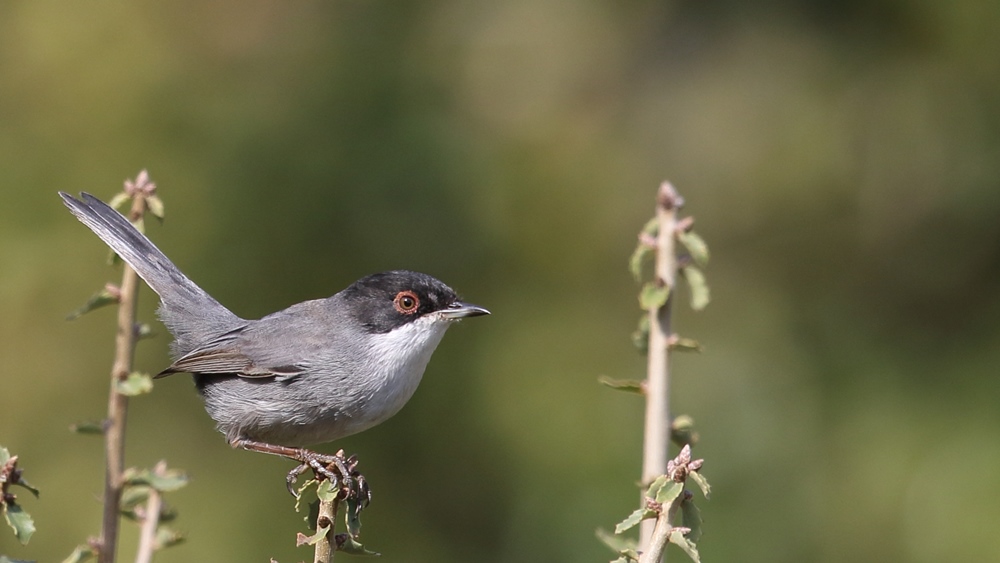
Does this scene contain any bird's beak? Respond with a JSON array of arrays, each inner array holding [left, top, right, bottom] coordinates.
[[441, 301, 491, 319]]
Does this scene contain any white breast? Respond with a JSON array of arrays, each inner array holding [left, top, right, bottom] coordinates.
[[357, 314, 453, 427]]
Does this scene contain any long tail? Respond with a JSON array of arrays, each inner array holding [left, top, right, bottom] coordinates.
[[60, 192, 243, 357]]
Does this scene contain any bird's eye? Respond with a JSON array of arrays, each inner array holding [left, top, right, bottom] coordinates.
[[393, 290, 420, 314]]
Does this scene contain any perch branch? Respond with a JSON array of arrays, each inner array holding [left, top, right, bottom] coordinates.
[[314, 492, 340, 563], [98, 193, 148, 563], [639, 181, 683, 554]]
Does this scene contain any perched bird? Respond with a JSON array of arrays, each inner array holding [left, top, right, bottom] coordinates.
[[61, 192, 489, 494]]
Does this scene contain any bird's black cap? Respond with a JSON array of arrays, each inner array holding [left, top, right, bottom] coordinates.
[[342, 270, 489, 334]]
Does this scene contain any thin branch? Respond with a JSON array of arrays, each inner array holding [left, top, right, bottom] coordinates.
[[640, 182, 684, 554], [314, 493, 340, 563], [639, 509, 673, 563], [99, 193, 148, 563], [134, 462, 165, 563]]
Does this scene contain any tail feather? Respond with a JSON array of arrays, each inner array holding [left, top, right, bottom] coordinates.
[[60, 192, 243, 357]]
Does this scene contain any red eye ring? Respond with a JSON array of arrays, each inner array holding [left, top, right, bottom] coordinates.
[[393, 290, 420, 314]]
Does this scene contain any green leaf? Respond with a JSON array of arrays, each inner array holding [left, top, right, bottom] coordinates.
[[629, 217, 660, 282], [640, 216, 659, 237], [0, 449, 37, 497], [136, 324, 156, 341], [294, 479, 319, 514], [122, 466, 188, 492], [611, 549, 640, 563], [335, 533, 380, 556], [596, 527, 636, 553], [669, 337, 702, 352], [61, 545, 97, 563], [597, 529, 641, 563], [154, 526, 184, 549], [158, 505, 178, 523], [677, 230, 709, 267], [12, 477, 39, 499], [654, 480, 684, 506], [2, 502, 35, 545], [0, 555, 35, 563], [669, 528, 701, 563], [681, 266, 710, 311], [305, 498, 320, 529], [108, 192, 129, 211], [644, 474, 670, 498], [688, 470, 711, 499], [629, 244, 653, 282], [116, 372, 153, 396], [146, 195, 165, 222], [631, 315, 649, 355], [127, 497, 177, 523], [119, 486, 150, 512], [316, 480, 337, 503], [296, 524, 331, 547], [346, 495, 364, 539], [597, 376, 644, 395], [681, 497, 703, 543], [639, 283, 670, 310], [614, 507, 653, 534], [670, 415, 700, 448], [70, 421, 106, 435], [66, 288, 119, 320]]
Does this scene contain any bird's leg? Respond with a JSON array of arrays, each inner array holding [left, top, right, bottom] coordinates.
[[230, 438, 368, 503]]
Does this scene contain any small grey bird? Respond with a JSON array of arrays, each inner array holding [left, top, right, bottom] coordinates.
[[60, 192, 489, 493]]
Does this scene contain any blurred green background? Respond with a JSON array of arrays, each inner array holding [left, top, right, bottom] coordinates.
[[3, 1, 1000, 561]]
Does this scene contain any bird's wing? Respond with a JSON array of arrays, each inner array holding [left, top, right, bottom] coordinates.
[[155, 325, 309, 380]]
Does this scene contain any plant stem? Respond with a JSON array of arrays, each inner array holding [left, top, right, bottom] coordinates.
[[134, 462, 165, 563], [314, 494, 340, 563], [639, 509, 673, 563], [639, 182, 683, 555], [99, 194, 147, 563]]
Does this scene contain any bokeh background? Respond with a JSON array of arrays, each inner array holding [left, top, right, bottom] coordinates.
[[3, 1, 1000, 561]]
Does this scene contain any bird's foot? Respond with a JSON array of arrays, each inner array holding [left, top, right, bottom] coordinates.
[[230, 438, 371, 505], [285, 449, 371, 507]]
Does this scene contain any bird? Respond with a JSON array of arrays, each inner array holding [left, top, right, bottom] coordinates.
[[60, 191, 489, 496]]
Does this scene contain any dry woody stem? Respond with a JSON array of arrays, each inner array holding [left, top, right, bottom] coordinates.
[[314, 494, 340, 563], [98, 194, 148, 563], [639, 182, 683, 554], [640, 509, 674, 563], [134, 463, 165, 563]]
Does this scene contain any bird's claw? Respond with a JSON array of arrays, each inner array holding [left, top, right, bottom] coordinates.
[[285, 449, 371, 508], [353, 471, 372, 508]]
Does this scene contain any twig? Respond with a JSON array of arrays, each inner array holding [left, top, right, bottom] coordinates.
[[98, 193, 148, 563], [640, 509, 673, 563], [639, 182, 683, 554], [134, 462, 165, 563], [314, 492, 340, 563]]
